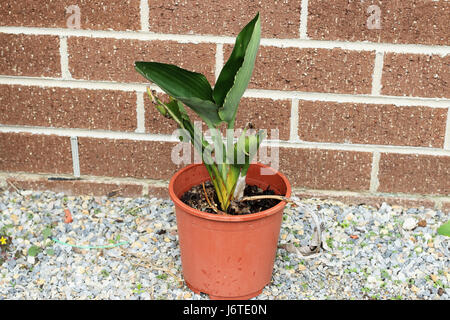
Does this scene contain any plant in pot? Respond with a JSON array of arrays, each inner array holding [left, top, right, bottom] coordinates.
[[135, 12, 292, 300]]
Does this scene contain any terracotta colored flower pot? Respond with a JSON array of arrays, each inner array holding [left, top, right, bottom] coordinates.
[[169, 163, 291, 300]]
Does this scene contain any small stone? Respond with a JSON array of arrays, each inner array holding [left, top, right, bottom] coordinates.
[[131, 241, 143, 249], [298, 264, 307, 271], [184, 293, 192, 299], [163, 237, 171, 243], [10, 214, 19, 225], [27, 256, 35, 264], [403, 218, 417, 231], [430, 274, 438, 283], [411, 285, 420, 294], [425, 210, 436, 219], [418, 220, 427, 227], [77, 266, 85, 274]]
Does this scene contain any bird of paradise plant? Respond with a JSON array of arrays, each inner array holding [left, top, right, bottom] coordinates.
[[135, 13, 264, 212]]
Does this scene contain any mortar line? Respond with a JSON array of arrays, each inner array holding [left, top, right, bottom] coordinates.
[[1, 125, 450, 156], [289, 98, 299, 141], [246, 89, 449, 108], [371, 51, 384, 96], [444, 107, 450, 150], [0, 171, 169, 187], [140, 0, 150, 32], [1, 26, 449, 54], [59, 36, 71, 79], [135, 91, 145, 133], [70, 136, 80, 177], [369, 151, 381, 192], [299, 0, 309, 39], [290, 187, 449, 203], [215, 43, 224, 81], [0, 76, 448, 108]]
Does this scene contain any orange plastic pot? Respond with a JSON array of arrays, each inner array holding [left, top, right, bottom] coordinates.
[[169, 163, 291, 300]]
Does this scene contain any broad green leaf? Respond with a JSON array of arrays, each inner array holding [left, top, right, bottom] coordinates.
[[437, 220, 450, 237], [28, 245, 41, 257], [135, 62, 222, 126], [42, 227, 52, 240], [178, 96, 222, 128], [214, 13, 261, 127]]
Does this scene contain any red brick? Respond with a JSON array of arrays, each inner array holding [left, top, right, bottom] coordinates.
[[145, 94, 291, 140], [68, 38, 216, 84], [224, 46, 375, 94], [294, 191, 435, 210], [298, 101, 447, 148], [0, 85, 137, 131], [0, 34, 60, 77], [378, 153, 450, 195], [0, 0, 140, 31], [308, 0, 450, 45], [235, 98, 291, 141], [382, 53, 450, 99], [144, 92, 195, 135], [148, 0, 300, 38], [0, 133, 72, 174], [277, 148, 373, 191], [78, 138, 186, 180], [147, 185, 170, 199], [442, 202, 450, 214], [6, 177, 143, 197]]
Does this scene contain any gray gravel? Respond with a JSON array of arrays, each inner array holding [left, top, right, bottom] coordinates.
[[0, 189, 448, 300]]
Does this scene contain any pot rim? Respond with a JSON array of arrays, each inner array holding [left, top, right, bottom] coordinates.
[[169, 163, 291, 222]]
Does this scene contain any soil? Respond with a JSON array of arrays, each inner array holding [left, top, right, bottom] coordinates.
[[180, 181, 281, 215]]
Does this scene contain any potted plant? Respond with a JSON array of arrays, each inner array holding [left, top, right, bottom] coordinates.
[[135, 12, 291, 300]]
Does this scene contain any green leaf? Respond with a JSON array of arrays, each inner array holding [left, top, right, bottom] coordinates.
[[46, 248, 55, 256], [135, 61, 222, 126], [437, 220, 450, 237], [178, 96, 222, 128], [214, 13, 261, 127], [28, 245, 41, 257], [42, 227, 52, 240]]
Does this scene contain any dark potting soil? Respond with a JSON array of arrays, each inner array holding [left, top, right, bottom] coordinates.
[[180, 181, 281, 215]]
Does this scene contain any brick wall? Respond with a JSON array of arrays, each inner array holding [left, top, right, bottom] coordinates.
[[0, 0, 449, 211]]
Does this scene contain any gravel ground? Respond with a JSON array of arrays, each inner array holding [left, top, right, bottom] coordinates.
[[0, 189, 449, 300]]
